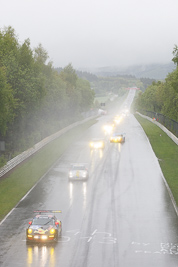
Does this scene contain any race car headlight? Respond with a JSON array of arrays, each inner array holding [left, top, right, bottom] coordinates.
[[50, 228, 55, 234], [90, 142, 94, 147], [41, 235, 47, 240], [28, 229, 33, 234]]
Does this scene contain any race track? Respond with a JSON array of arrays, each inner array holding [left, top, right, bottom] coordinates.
[[0, 90, 178, 267]]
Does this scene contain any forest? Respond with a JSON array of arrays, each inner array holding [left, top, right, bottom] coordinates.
[[0, 27, 95, 165], [0, 26, 178, 167], [134, 46, 178, 122]]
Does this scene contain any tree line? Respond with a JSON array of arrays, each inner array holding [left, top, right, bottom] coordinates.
[[134, 45, 178, 122], [0, 26, 95, 165], [1, 26, 177, 166]]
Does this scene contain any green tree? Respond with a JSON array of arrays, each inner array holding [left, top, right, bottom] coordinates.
[[0, 67, 16, 136], [59, 63, 78, 95], [59, 64, 80, 116], [76, 78, 95, 112], [0, 27, 95, 158], [18, 38, 34, 69], [165, 68, 178, 93], [161, 71, 178, 120], [172, 45, 178, 67], [34, 43, 48, 65]]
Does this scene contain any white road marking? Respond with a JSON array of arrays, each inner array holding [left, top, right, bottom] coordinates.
[[58, 236, 70, 242], [91, 229, 97, 235]]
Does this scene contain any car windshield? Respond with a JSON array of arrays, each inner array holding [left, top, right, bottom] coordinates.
[[72, 165, 85, 170], [32, 218, 54, 225]]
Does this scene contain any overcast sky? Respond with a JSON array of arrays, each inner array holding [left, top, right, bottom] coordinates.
[[1, 0, 178, 69]]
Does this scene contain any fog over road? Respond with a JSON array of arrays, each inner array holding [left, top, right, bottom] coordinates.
[[0, 90, 178, 267]]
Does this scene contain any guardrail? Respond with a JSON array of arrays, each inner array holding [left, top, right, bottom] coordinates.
[[136, 112, 178, 145], [0, 115, 98, 178], [138, 110, 178, 137]]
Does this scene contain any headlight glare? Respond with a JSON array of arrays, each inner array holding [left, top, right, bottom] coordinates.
[[50, 228, 55, 234], [28, 228, 33, 234]]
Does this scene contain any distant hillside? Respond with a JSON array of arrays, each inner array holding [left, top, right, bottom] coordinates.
[[123, 63, 176, 80], [75, 70, 98, 82], [55, 66, 154, 92], [78, 62, 176, 80], [55, 67, 99, 82]]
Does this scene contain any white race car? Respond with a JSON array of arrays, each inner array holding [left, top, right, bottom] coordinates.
[[68, 164, 89, 181], [89, 138, 105, 149]]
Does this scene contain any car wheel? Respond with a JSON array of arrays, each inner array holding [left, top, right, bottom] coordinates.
[[57, 228, 62, 238]]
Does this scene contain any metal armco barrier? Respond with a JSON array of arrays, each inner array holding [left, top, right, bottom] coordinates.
[[136, 112, 178, 145], [138, 110, 178, 137], [0, 115, 98, 178]]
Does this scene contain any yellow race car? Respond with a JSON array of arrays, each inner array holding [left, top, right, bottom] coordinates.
[[110, 133, 125, 143]]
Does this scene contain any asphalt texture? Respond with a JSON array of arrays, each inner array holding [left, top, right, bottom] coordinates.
[[0, 90, 178, 267]]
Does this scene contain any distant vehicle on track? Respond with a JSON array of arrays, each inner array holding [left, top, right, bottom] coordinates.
[[98, 109, 107, 115], [113, 115, 122, 124], [68, 163, 89, 181], [89, 138, 105, 150], [110, 133, 125, 143], [26, 210, 62, 243], [103, 122, 115, 134]]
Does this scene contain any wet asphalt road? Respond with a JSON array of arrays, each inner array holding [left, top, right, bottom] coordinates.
[[0, 91, 178, 267]]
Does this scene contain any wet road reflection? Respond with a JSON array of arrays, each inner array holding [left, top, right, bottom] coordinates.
[[69, 182, 87, 209], [27, 245, 56, 267], [90, 147, 104, 159]]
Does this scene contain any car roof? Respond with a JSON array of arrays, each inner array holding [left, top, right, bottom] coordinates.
[[71, 163, 85, 165], [70, 163, 86, 167], [32, 210, 61, 218], [113, 133, 124, 136]]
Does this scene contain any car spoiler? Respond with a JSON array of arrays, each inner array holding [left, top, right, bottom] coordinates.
[[33, 210, 62, 214]]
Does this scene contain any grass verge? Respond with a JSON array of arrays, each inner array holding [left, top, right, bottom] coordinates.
[[135, 114, 178, 206], [0, 118, 97, 221]]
